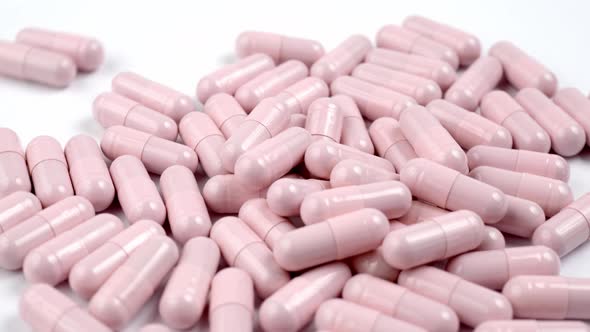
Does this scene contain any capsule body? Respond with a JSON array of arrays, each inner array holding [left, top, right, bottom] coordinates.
[[239, 199, 294, 250], [495, 195, 545, 238], [370, 117, 417, 172], [279, 76, 330, 114], [179, 112, 228, 177], [478, 226, 506, 251], [330, 159, 398, 187], [266, 178, 329, 217], [398, 200, 448, 225], [203, 174, 267, 213], [445, 56, 503, 111], [305, 97, 344, 142], [0, 191, 41, 233], [236, 31, 324, 66], [209, 268, 254, 332], [332, 94, 375, 154], [349, 243, 400, 280], [311, 35, 371, 84], [0, 128, 31, 197], [475, 320, 590, 332], [553, 87, 590, 145], [203, 93, 247, 138]]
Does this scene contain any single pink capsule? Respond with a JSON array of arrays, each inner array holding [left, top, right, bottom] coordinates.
[[0, 40, 76, 87], [276, 76, 330, 115], [398, 200, 448, 225], [160, 165, 211, 243], [475, 320, 590, 332], [427, 99, 513, 150], [179, 112, 228, 177], [376, 25, 459, 69], [26, 136, 74, 207], [288, 113, 306, 128], [0, 128, 31, 197], [139, 324, 172, 332], [16, 27, 104, 71], [23, 213, 124, 285], [310, 35, 372, 84], [305, 97, 344, 142], [445, 56, 503, 111], [109, 155, 166, 224], [490, 41, 557, 96], [470, 166, 573, 217], [0, 191, 41, 233], [399, 266, 513, 327], [399, 105, 469, 174], [203, 93, 247, 138], [0, 196, 94, 270], [69, 219, 164, 299], [160, 237, 220, 329], [210, 216, 290, 298], [197, 53, 275, 103], [203, 174, 267, 214], [495, 195, 545, 238], [332, 94, 375, 154], [331, 76, 417, 120], [112, 71, 195, 122], [553, 87, 590, 145], [20, 284, 111, 332], [239, 198, 295, 250], [209, 268, 254, 332], [370, 117, 417, 172], [330, 159, 399, 188], [266, 178, 330, 217], [236, 31, 325, 66], [65, 135, 115, 212], [89, 236, 179, 330], [477, 226, 506, 251]]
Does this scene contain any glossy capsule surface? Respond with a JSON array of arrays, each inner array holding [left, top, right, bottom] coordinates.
[[238, 198, 295, 250], [494, 195, 545, 238], [0, 191, 41, 234], [305, 97, 344, 142], [179, 112, 228, 177], [203, 93, 247, 138], [209, 268, 254, 332], [370, 117, 417, 172], [311, 35, 372, 84], [553, 87, 590, 145], [266, 178, 329, 217], [236, 31, 324, 66], [398, 200, 448, 225], [0, 128, 31, 197], [203, 174, 267, 214], [277, 76, 330, 115], [330, 159, 398, 187], [332, 94, 375, 154]]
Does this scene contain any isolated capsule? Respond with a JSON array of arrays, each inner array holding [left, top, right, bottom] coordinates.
[[239, 199, 295, 250], [475, 320, 590, 332], [236, 31, 324, 66], [494, 195, 545, 238], [0, 192, 41, 234], [0, 129, 31, 197], [179, 112, 227, 177], [332, 94, 375, 154], [310, 35, 371, 84], [370, 117, 417, 172], [398, 200, 448, 225], [478, 226, 506, 251], [266, 178, 329, 217], [445, 56, 503, 111], [553, 87, 590, 145], [209, 268, 254, 332], [330, 159, 398, 187], [305, 97, 344, 142], [203, 93, 247, 138]]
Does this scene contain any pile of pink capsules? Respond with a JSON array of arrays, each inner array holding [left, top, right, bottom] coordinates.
[[2, 15, 590, 332]]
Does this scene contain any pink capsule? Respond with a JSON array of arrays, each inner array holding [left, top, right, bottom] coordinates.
[[402, 158, 508, 224], [288, 113, 306, 128], [376, 25, 459, 69], [0, 196, 94, 270], [343, 274, 460, 332], [112, 72, 195, 122], [160, 237, 220, 329], [553, 87, 590, 145], [489, 41, 557, 96], [445, 56, 503, 111], [0, 191, 41, 233], [478, 226, 506, 251], [470, 166, 573, 217], [305, 97, 344, 142], [332, 94, 375, 154], [20, 284, 111, 332], [399, 105, 469, 173], [236, 31, 324, 66], [239, 198, 295, 250], [370, 117, 417, 172], [139, 324, 172, 332], [310, 35, 371, 84], [109, 155, 166, 224], [331, 76, 417, 120], [203, 93, 247, 138], [203, 174, 267, 214], [475, 320, 590, 332], [69, 219, 164, 299], [398, 200, 448, 225], [209, 268, 254, 332], [23, 213, 123, 285], [495, 195, 545, 238], [330, 159, 398, 187], [0, 40, 76, 87], [348, 224, 401, 280], [266, 178, 330, 217], [277, 76, 330, 115], [178, 112, 227, 177], [0, 128, 31, 197]]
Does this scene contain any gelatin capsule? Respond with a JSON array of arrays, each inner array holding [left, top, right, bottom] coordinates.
[[266, 178, 330, 217], [332, 94, 375, 154], [0, 191, 41, 234], [311, 35, 371, 84], [203, 93, 247, 138], [495, 195, 545, 238], [330, 159, 398, 188], [305, 97, 344, 142], [0, 128, 31, 197], [236, 31, 324, 66], [370, 117, 417, 172], [203, 174, 267, 214], [209, 268, 254, 332], [179, 112, 228, 177], [238, 198, 295, 250], [553, 87, 590, 145]]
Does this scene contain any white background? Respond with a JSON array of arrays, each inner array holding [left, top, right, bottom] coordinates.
[[1, 0, 590, 331]]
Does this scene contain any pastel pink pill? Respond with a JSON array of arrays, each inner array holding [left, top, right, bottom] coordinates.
[[316, 299, 427, 332], [203, 174, 267, 213], [401, 158, 508, 224], [403, 15, 481, 66], [20, 284, 111, 332], [489, 41, 557, 96], [399, 266, 513, 327], [478, 226, 506, 251], [553, 87, 590, 145], [475, 320, 590, 332], [427, 99, 513, 150], [266, 178, 329, 217], [16, 27, 103, 71], [203, 93, 247, 138], [383, 210, 484, 269], [365, 48, 457, 90], [23, 213, 123, 285], [238, 198, 295, 250], [330, 76, 417, 120], [470, 166, 572, 217], [288, 113, 306, 128], [112, 72, 195, 122], [503, 275, 590, 319], [160, 165, 210, 243], [343, 273, 459, 332], [399, 105, 468, 174], [69, 219, 164, 299], [26, 136, 74, 207], [376, 25, 459, 69], [274, 208, 389, 271], [352, 63, 442, 105], [209, 268, 254, 332], [277, 76, 330, 115], [0, 128, 31, 197], [197, 53, 275, 103], [495, 195, 545, 238], [159, 237, 220, 329], [236, 31, 324, 66], [139, 324, 172, 332], [0, 40, 76, 87], [305, 97, 344, 142], [179, 112, 228, 177], [330, 159, 398, 188], [0, 191, 41, 233], [310, 35, 371, 84], [260, 262, 351, 332], [445, 56, 503, 111], [0, 196, 94, 270], [109, 155, 166, 224], [65, 135, 115, 212], [370, 117, 417, 172], [332, 94, 375, 154], [349, 244, 400, 280], [398, 200, 448, 225]]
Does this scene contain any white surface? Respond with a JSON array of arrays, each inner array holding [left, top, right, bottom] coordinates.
[[1, 0, 590, 331]]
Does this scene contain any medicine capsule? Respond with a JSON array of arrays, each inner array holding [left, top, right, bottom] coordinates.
[[399, 105, 469, 173], [399, 266, 513, 327], [277, 76, 330, 115], [20, 284, 111, 332], [402, 158, 508, 223], [445, 56, 503, 111], [89, 236, 179, 329], [305, 97, 344, 142], [376, 25, 459, 69], [495, 195, 545, 238], [203, 93, 247, 138], [489, 41, 557, 96], [26, 136, 74, 207], [112, 71, 195, 122], [553, 87, 590, 145], [0, 128, 31, 197], [266, 178, 330, 217], [69, 219, 164, 299], [478, 226, 506, 251], [65, 135, 115, 211], [311, 35, 371, 84], [470, 166, 572, 217], [140, 324, 172, 332], [480, 90, 551, 152], [475, 320, 590, 332], [203, 174, 267, 214], [179, 112, 227, 177], [239, 199, 295, 250], [160, 237, 220, 329], [0, 196, 94, 270], [398, 200, 448, 225], [236, 31, 324, 66], [0, 40, 76, 87], [330, 159, 398, 187], [23, 213, 123, 285], [209, 268, 254, 332], [349, 225, 404, 281], [0, 191, 41, 233], [331, 76, 417, 120], [332, 94, 375, 154], [370, 117, 417, 172], [160, 165, 211, 243]]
